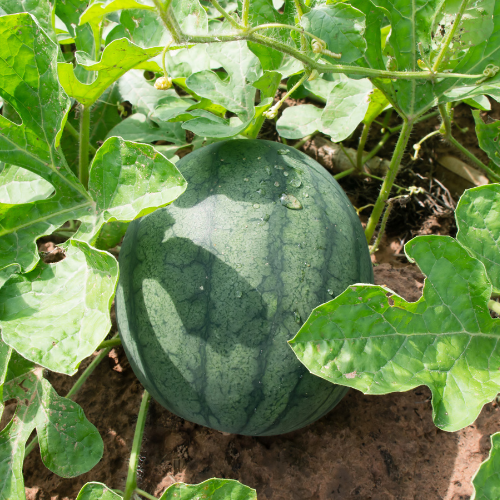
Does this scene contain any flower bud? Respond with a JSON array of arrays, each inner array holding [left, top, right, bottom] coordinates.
[[154, 76, 173, 90]]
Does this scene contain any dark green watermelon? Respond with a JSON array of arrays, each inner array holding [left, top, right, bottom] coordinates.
[[116, 139, 373, 436]]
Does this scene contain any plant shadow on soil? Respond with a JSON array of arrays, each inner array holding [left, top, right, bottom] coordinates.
[[18, 260, 499, 500], [18, 100, 500, 500]]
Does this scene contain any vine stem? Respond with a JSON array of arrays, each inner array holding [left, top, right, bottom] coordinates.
[[24, 334, 119, 457], [432, 0, 470, 73], [247, 23, 324, 47], [242, 0, 250, 27], [357, 123, 370, 169], [135, 489, 157, 500], [210, 0, 243, 28], [370, 200, 394, 255], [124, 390, 152, 500], [365, 119, 413, 243], [78, 105, 91, 189], [489, 300, 500, 316], [65, 121, 96, 155]]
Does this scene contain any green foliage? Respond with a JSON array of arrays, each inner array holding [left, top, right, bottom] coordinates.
[[1, 346, 103, 498], [472, 432, 500, 500], [290, 184, 500, 432]]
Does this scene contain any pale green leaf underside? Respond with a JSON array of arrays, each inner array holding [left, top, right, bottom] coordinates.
[[0, 240, 118, 375], [58, 38, 162, 106], [472, 111, 500, 171], [0, 165, 54, 204], [472, 432, 500, 500], [0, 360, 102, 500], [75, 136, 187, 244], [290, 234, 500, 432], [276, 104, 323, 139], [321, 78, 373, 142], [80, 0, 155, 29], [456, 184, 500, 294]]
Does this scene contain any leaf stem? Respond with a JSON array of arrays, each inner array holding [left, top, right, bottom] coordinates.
[[242, 0, 250, 27], [247, 24, 324, 47], [448, 135, 500, 182], [333, 168, 355, 180], [24, 334, 119, 457], [365, 119, 413, 243], [293, 131, 318, 149], [65, 121, 97, 155], [488, 300, 500, 315], [124, 390, 151, 500], [135, 489, 157, 500], [96, 337, 122, 350], [370, 200, 393, 254], [78, 105, 91, 190], [432, 0, 470, 73], [210, 0, 243, 29], [357, 123, 371, 170]]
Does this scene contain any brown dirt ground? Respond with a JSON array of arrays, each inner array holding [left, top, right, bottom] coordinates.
[[20, 258, 500, 500], [17, 99, 500, 500]]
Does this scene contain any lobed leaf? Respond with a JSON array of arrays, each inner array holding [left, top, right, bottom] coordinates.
[[76, 483, 122, 500], [58, 38, 163, 106], [158, 479, 257, 500], [0, 165, 54, 204], [472, 432, 500, 500], [0, 13, 91, 274], [472, 110, 500, 174], [0, 239, 118, 374], [75, 136, 187, 244], [290, 187, 500, 432], [456, 184, 500, 294], [0, 354, 102, 499], [277, 104, 322, 139], [301, 3, 367, 64], [183, 41, 262, 138]]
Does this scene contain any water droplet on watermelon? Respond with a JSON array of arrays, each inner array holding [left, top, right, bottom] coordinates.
[[304, 193, 309, 198], [244, 177, 249, 182], [274, 181, 280, 187], [277, 149, 289, 155], [274, 164, 283, 170], [304, 262, 310, 267], [262, 214, 270, 222], [294, 311, 301, 324], [265, 166, 271, 175], [254, 407, 257, 412], [257, 188, 266, 196], [289, 178, 301, 188], [280, 193, 302, 210], [236, 290, 242, 298], [327, 289, 334, 296], [283, 171, 289, 177], [253, 203, 260, 209]]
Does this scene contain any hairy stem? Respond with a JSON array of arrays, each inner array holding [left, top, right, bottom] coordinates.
[[124, 390, 151, 500], [448, 135, 500, 182], [24, 335, 119, 457], [242, 0, 250, 27], [432, 0, 470, 73], [365, 119, 413, 243], [489, 300, 500, 316], [78, 105, 91, 189], [247, 23, 324, 47], [438, 103, 452, 139], [370, 200, 393, 254], [153, 0, 183, 43], [293, 131, 318, 150], [65, 121, 97, 155], [357, 123, 370, 169], [211, 0, 243, 28]]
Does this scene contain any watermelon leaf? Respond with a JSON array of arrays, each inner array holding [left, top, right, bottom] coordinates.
[[76, 483, 122, 500], [158, 479, 258, 500], [301, 3, 367, 64], [472, 110, 500, 176], [0, 166, 54, 204], [74, 137, 187, 244], [290, 184, 500, 433], [276, 104, 323, 139], [0, 240, 118, 374], [456, 185, 500, 294], [472, 432, 500, 500], [182, 41, 262, 138], [58, 38, 163, 106], [0, 350, 103, 499]]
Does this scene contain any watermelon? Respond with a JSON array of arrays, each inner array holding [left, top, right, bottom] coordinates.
[[116, 139, 373, 436]]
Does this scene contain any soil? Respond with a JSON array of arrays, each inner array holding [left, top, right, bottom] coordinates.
[[18, 99, 500, 499]]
